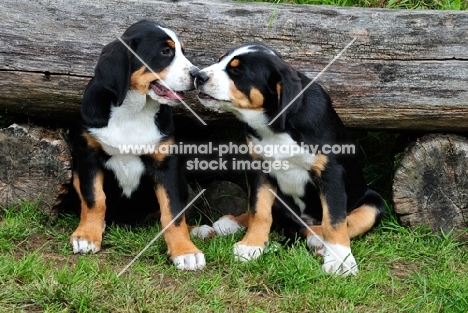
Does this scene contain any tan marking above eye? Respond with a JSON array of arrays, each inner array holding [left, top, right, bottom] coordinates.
[[166, 40, 175, 49], [229, 58, 240, 68], [130, 66, 166, 94]]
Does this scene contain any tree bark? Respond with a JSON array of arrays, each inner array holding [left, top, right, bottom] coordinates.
[[0, 124, 72, 218], [1, 0, 467, 130], [393, 134, 468, 241]]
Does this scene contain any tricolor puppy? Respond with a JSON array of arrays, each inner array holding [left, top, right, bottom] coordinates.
[[70, 20, 208, 270], [193, 43, 385, 276]]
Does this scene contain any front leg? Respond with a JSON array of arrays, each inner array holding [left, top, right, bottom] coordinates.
[[234, 176, 276, 262], [306, 165, 358, 276], [70, 170, 106, 254], [156, 185, 205, 270]]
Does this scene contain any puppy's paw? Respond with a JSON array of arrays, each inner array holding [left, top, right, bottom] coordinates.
[[306, 234, 326, 256], [321, 243, 358, 276], [213, 215, 245, 236], [233, 244, 264, 262], [70, 222, 105, 254], [71, 237, 101, 254], [190, 225, 216, 240], [172, 252, 206, 271]]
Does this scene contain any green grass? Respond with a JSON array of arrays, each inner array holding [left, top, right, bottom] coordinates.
[[1, 198, 467, 312], [240, 0, 468, 10], [2, 1, 467, 312]]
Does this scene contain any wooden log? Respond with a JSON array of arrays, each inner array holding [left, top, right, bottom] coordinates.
[[0, 124, 72, 218], [1, 0, 468, 131], [393, 134, 468, 241]]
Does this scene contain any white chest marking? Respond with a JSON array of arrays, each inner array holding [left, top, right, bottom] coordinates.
[[105, 155, 145, 198], [247, 116, 315, 212], [89, 91, 163, 197]]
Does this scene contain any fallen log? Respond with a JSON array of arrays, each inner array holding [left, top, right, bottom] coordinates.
[[1, 0, 468, 130], [0, 124, 72, 217], [393, 134, 468, 241]]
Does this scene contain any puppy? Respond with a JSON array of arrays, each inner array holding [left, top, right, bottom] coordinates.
[[70, 20, 206, 270], [193, 43, 385, 275]]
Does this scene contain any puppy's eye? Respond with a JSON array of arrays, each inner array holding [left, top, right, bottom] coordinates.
[[227, 67, 241, 75], [161, 47, 174, 56]]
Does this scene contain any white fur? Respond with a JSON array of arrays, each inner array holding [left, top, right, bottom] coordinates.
[[90, 91, 162, 156], [72, 238, 99, 254], [213, 216, 245, 235], [196, 45, 273, 111], [307, 235, 358, 276], [89, 91, 162, 197], [233, 244, 264, 262], [197, 57, 315, 214], [243, 113, 315, 213], [71, 222, 106, 254], [146, 26, 195, 106], [172, 252, 206, 271], [190, 225, 216, 239], [105, 155, 145, 197]]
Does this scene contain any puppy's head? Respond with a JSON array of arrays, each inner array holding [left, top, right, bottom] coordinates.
[[93, 20, 197, 107], [194, 42, 302, 130]]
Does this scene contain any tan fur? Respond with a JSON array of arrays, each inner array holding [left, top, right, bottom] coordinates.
[[156, 186, 201, 258], [229, 58, 240, 67], [70, 172, 106, 249], [310, 154, 328, 174], [166, 39, 175, 49], [229, 81, 264, 110], [82, 132, 102, 150], [148, 138, 175, 163], [130, 66, 166, 94], [302, 203, 379, 244], [320, 193, 350, 247], [225, 212, 250, 228], [237, 184, 275, 247]]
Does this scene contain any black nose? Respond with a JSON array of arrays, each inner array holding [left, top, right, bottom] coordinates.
[[189, 67, 200, 78], [192, 70, 209, 87]]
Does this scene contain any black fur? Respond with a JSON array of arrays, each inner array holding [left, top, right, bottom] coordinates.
[[73, 20, 188, 225], [197, 42, 386, 241]]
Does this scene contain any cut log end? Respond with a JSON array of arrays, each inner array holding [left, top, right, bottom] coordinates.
[[0, 124, 72, 219], [393, 134, 468, 241]]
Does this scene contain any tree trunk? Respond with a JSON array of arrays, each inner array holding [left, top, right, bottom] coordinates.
[[393, 134, 468, 241], [1, 0, 468, 131], [0, 124, 72, 218]]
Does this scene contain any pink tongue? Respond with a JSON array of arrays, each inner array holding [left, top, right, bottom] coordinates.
[[166, 90, 184, 100], [152, 83, 184, 100]]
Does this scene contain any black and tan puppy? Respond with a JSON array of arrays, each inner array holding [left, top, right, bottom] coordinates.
[[70, 20, 207, 270], [193, 43, 385, 275]]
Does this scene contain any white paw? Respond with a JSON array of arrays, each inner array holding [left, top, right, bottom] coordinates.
[[190, 225, 216, 239], [213, 216, 245, 236], [321, 243, 358, 276], [71, 238, 100, 254], [172, 252, 206, 271], [306, 234, 326, 256], [233, 244, 264, 262]]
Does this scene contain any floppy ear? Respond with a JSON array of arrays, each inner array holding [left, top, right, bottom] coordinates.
[[270, 63, 302, 131], [94, 39, 133, 106]]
